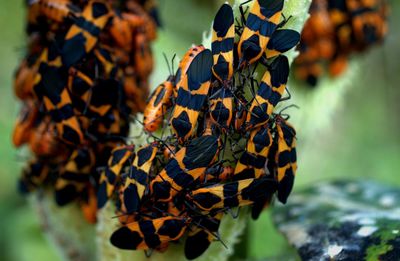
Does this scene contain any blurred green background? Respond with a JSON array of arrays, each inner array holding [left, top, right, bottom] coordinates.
[[0, 1, 399, 260]]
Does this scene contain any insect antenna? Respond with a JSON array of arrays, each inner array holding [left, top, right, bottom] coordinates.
[[163, 52, 173, 76]]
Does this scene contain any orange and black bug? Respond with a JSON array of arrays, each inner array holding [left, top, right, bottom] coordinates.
[[174, 45, 206, 97], [245, 55, 289, 130], [184, 212, 223, 260], [143, 55, 176, 133], [150, 135, 219, 202], [119, 143, 158, 214], [270, 115, 297, 204], [265, 29, 300, 59], [186, 176, 276, 214], [62, 0, 112, 67], [18, 159, 51, 194], [143, 78, 174, 132], [170, 49, 213, 143], [233, 124, 273, 180], [55, 148, 96, 206], [211, 3, 234, 83], [33, 47, 84, 145], [294, 0, 388, 86], [209, 4, 238, 131], [12, 100, 39, 148], [110, 216, 189, 250], [97, 145, 134, 209], [237, 0, 284, 67]]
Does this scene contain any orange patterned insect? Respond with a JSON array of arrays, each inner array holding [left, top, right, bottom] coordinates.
[[237, 0, 284, 67], [62, 0, 112, 67], [143, 77, 174, 132]]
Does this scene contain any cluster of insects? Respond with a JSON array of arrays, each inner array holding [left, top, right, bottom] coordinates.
[[13, 0, 159, 222], [294, 0, 389, 86], [12, 0, 301, 259], [96, 1, 300, 259]]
